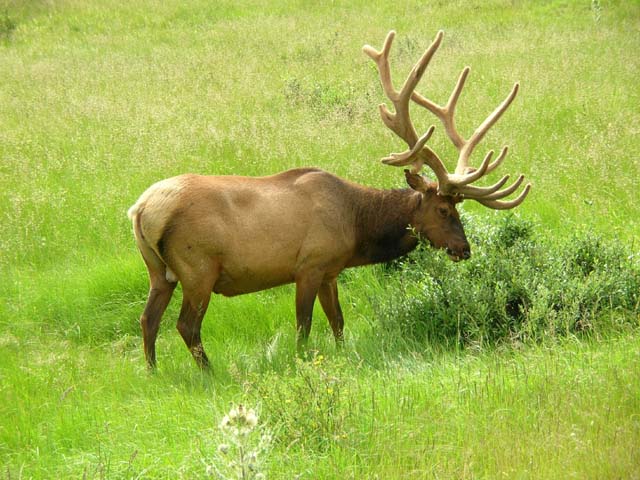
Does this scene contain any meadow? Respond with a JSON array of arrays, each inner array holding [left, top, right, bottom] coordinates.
[[0, 0, 639, 478]]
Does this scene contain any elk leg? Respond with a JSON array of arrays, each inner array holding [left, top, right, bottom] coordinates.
[[176, 264, 219, 369], [318, 278, 344, 346], [140, 278, 176, 368], [136, 238, 177, 369], [295, 270, 324, 354]]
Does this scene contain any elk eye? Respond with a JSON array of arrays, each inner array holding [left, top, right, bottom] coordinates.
[[438, 206, 449, 218]]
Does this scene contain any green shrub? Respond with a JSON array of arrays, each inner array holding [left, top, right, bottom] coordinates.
[[376, 214, 639, 348]]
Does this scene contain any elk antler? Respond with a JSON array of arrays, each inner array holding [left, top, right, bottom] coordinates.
[[363, 30, 531, 209]]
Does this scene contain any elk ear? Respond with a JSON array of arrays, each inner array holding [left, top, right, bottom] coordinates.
[[404, 169, 428, 193]]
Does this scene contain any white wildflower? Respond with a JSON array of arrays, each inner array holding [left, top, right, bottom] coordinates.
[[207, 404, 270, 479], [245, 409, 258, 428]]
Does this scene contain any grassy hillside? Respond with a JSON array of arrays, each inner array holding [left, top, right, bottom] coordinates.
[[0, 0, 638, 478]]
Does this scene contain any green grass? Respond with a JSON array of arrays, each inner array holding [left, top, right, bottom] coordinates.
[[0, 0, 639, 478], [2, 332, 638, 478]]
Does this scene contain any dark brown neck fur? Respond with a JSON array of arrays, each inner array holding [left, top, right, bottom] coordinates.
[[348, 187, 421, 267]]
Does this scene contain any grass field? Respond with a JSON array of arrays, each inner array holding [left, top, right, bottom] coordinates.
[[1, 0, 639, 478]]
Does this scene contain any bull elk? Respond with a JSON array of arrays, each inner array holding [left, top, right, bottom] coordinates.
[[128, 30, 530, 369]]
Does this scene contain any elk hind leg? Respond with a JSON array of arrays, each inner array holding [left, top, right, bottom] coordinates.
[[176, 267, 218, 369], [138, 249, 177, 369]]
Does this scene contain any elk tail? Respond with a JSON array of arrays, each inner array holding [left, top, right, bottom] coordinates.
[[128, 202, 179, 284], [127, 202, 140, 220]]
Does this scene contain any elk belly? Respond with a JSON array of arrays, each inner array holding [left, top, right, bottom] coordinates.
[[212, 263, 295, 297]]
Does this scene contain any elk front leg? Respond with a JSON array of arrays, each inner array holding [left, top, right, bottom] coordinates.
[[318, 278, 345, 346], [295, 270, 324, 355]]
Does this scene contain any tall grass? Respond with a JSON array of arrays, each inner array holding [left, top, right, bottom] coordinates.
[[1, 331, 638, 478], [0, 0, 639, 478]]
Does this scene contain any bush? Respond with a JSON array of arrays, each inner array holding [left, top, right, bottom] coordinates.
[[376, 214, 640, 347]]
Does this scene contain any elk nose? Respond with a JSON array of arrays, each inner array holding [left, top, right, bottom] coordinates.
[[462, 249, 471, 260]]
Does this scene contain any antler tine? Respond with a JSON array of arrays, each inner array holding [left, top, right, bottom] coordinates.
[[457, 175, 510, 197], [363, 30, 413, 144], [399, 31, 444, 105], [451, 149, 494, 187], [457, 83, 519, 175], [485, 146, 509, 175], [479, 174, 525, 200], [476, 183, 531, 210], [362, 31, 400, 102], [381, 126, 435, 167]]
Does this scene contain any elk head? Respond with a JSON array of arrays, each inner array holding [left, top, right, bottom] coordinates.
[[363, 30, 531, 260]]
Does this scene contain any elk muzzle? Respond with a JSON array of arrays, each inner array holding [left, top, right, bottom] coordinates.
[[445, 244, 471, 262]]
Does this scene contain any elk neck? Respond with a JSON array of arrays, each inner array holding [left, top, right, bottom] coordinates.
[[348, 186, 422, 267]]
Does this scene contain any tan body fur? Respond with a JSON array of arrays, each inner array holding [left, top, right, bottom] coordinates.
[[131, 168, 362, 297]]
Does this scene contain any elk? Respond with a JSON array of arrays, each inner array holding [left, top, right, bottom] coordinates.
[[128, 30, 530, 369]]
